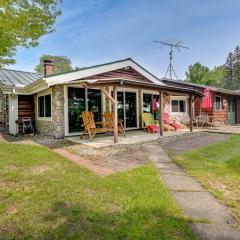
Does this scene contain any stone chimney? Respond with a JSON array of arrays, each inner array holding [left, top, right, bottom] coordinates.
[[43, 60, 54, 76]]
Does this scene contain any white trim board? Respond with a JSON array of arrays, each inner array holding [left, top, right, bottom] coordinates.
[[46, 59, 164, 86]]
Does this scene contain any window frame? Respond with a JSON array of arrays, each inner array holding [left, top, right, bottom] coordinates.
[[214, 95, 222, 112], [37, 91, 52, 121], [171, 99, 187, 113]]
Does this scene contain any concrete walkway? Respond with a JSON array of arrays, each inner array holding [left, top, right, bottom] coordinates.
[[143, 142, 240, 240]]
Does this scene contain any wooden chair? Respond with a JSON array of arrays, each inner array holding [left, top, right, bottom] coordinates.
[[103, 112, 126, 136], [80, 111, 107, 141]]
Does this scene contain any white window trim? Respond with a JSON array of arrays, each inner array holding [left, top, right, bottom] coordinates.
[[37, 89, 52, 121], [170, 97, 188, 113], [214, 95, 222, 112]]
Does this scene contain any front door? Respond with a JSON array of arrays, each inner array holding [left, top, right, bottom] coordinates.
[[228, 98, 236, 125]]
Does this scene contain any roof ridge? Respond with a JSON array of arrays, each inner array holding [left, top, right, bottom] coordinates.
[[1, 68, 41, 75]]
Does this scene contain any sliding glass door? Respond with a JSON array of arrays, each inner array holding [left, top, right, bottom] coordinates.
[[68, 87, 102, 133], [113, 90, 137, 129], [125, 92, 137, 128]]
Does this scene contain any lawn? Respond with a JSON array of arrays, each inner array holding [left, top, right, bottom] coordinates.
[[173, 134, 240, 222], [0, 141, 195, 240]]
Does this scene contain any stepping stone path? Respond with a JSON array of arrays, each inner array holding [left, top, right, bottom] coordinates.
[[143, 142, 240, 240]]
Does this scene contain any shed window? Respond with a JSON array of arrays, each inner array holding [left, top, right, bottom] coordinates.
[[171, 100, 186, 113], [38, 94, 51, 118], [215, 96, 221, 111]]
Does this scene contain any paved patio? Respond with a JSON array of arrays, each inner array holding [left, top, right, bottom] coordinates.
[[66, 129, 200, 148]]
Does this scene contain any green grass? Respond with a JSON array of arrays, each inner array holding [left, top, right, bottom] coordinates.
[[0, 141, 196, 240], [173, 135, 240, 222]]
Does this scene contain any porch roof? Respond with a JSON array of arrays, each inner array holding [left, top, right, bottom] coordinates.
[[67, 78, 204, 97]]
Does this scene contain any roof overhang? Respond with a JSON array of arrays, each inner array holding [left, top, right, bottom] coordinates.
[[0, 79, 48, 95], [66, 78, 203, 97], [46, 58, 164, 87]]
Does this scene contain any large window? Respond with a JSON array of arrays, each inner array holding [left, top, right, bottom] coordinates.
[[171, 100, 186, 113], [68, 87, 102, 133], [215, 96, 221, 111], [142, 93, 160, 121], [38, 94, 51, 118]]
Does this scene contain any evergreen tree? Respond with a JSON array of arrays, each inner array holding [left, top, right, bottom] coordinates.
[[224, 52, 234, 89], [233, 46, 240, 89]]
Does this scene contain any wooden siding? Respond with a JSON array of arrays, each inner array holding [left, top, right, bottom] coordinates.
[[83, 67, 153, 83], [165, 80, 240, 124], [18, 95, 35, 133]]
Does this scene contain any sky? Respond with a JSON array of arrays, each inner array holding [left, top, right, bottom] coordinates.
[[11, 0, 240, 79]]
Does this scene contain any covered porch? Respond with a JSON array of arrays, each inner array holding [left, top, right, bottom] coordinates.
[[62, 78, 202, 144]]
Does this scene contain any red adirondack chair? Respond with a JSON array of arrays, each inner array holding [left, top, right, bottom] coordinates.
[[163, 113, 181, 131]]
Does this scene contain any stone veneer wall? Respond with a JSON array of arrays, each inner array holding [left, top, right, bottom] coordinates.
[[35, 85, 65, 138], [0, 90, 8, 130]]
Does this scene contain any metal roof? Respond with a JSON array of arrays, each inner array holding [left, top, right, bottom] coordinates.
[[0, 69, 42, 87], [162, 78, 240, 96]]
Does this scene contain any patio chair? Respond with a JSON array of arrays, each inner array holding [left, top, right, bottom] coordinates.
[[195, 112, 209, 127], [163, 113, 182, 131], [80, 111, 107, 141], [142, 112, 175, 132], [103, 112, 126, 136]]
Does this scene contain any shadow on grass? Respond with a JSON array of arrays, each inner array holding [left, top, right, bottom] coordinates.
[[0, 201, 196, 240], [40, 201, 194, 240]]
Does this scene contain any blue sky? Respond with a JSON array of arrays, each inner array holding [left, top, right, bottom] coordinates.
[[11, 0, 240, 79]]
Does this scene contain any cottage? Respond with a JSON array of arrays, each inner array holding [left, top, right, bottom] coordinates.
[[0, 58, 203, 142], [163, 79, 240, 125]]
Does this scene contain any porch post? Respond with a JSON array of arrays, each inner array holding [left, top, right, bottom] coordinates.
[[189, 95, 193, 132], [84, 86, 88, 111], [159, 91, 163, 136], [113, 86, 118, 143]]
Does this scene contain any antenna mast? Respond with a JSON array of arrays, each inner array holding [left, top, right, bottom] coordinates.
[[154, 40, 189, 80]]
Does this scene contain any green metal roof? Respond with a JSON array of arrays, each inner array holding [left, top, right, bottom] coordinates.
[[0, 69, 42, 87]]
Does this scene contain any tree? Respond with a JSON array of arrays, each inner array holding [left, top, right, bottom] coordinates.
[[233, 46, 240, 88], [0, 0, 62, 67], [224, 52, 235, 89], [35, 55, 73, 74], [185, 63, 210, 85], [186, 62, 225, 87], [208, 66, 225, 87]]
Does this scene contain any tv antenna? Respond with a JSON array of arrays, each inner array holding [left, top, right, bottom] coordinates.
[[154, 40, 189, 80]]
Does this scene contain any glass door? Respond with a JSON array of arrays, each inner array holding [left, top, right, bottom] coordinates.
[[68, 87, 102, 133], [125, 92, 137, 128], [117, 92, 124, 124], [88, 89, 102, 123], [68, 87, 85, 133]]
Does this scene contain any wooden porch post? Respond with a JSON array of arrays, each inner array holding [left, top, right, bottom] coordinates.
[[189, 95, 193, 132], [159, 91, 163, 136], [84, 85, 88, 111], [113, 86, 118, 143]]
